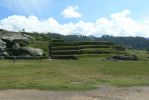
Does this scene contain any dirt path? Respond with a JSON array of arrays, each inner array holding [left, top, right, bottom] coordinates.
[[0, 86, 148, 100]]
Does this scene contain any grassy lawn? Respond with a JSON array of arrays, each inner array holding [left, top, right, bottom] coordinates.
[[0, 59, 149, 91]]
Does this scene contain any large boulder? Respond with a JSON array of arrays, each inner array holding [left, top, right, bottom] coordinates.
[[0, 29, 34, 48], [0, 29, 45, 58], [11, 47, 44, 56], [21, 47, 44, 56]]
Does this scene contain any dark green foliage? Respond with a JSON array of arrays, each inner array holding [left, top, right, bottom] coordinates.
[[99, 35, 149, 50], [77, 41, 113, 45], [51, 39, 64, 42], [5, 56, 48, 59], [80, 49, 111, 54], [50, 42, 113, 47], [51, 50, 81, 55], [112, 45, 126, 51], [8, 48, 30, 56], [22, 32, 50, 41], [50, 42, 75, 46], [52, 45, 111, 51], [51, 55, 78, 59], [79, 45, 111, 49], [52, 46, 80, 51]]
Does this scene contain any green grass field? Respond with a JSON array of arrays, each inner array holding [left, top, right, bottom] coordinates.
[[0, 59, 149, 91]]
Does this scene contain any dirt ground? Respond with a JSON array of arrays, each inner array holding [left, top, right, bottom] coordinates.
[[0, 86, 148, 100]]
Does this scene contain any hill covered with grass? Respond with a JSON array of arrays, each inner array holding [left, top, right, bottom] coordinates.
[[1, 29, 149, 60], [49, 39, 126, 59], [17, 31, 148, 60], [24, 32, 149, 50]]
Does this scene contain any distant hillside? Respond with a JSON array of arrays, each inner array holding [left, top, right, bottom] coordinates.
[[24, 31, 149, 50], [99, 35, 149, 50], [1, 29, 147, 50]]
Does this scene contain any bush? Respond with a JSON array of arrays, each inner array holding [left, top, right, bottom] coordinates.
[[4, 56, 48, 59], [112, 45, 126, 51], [79, 45, 111, 49], [80, 49, 111, 54], [51, 39, 64, 42], [51, 55, 78, 60], [50, 42, 75, 46], [52, 46, 80, 51], [76, 41, 113, 45], [51, 50, 81, 55]]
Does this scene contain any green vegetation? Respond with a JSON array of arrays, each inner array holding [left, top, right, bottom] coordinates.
[[127, 49, 149, 61], [27, 32, 149, 58], [1, 31, 145, 91], [29, 41, 49, 55], [26, 32, 149, 50], [0, 59, 149, 91], [49, 40, 126, 59]]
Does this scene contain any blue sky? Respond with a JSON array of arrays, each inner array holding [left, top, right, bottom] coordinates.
[[0, 0, 149, 37], [0, 0, 148, 22]]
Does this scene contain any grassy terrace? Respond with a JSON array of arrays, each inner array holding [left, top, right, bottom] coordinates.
[[0, 59, 149, 91]]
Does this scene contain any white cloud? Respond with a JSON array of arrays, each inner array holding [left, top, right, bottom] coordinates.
[[62, 6, 82, 18], [0, 9, 149, 37]]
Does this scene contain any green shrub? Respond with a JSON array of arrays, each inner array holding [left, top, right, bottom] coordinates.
[[51, 39, 64, 42], [112, 45, 126, 51], [51, 50, 81, 55], [79, 45, 111, 49], [52, 46, 80, 51], [76, 41, 113, 45], [4, 56, 48, 59], [50, 42, 75, 46], [80, 49, 111, 54], [51, 55, 78, 59]]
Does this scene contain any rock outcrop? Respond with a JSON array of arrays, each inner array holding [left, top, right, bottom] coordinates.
[[0, 29, 33, 48], [11, 47, 44, 56], [0, 29, 44, 58], [0, 39, 6, 49], [22, 47, 44, 56]]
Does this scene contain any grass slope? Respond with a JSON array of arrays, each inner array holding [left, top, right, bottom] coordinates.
[[29, 41, 49, 55], [0, 59, 149, 91]]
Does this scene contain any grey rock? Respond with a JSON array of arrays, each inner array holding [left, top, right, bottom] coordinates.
[[22, 47, 44, 56], [2, 52, 9, 57], [0, 29, 44, 58], [107, 55, 138, 61], [0, 39, 6, 49], [0, 30, 34, 48], [12, 43, 20, 48], [12, 47, 44, 56]]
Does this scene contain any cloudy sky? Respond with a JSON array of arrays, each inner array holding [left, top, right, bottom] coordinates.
[[0, 0, 149, 37]]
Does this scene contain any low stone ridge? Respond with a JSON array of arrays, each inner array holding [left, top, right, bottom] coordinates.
[[49, 39, 127, 59], [0, 29, 44, 58], [107, 55, 138, 61]]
